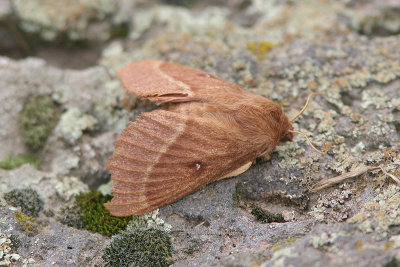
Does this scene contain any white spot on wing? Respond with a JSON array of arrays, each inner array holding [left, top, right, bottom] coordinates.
[[195, 163, 201, 170]]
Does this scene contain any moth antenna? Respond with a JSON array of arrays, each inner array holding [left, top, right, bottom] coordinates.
[[289, 130, 328, 154], [289, 92, 327, 123]]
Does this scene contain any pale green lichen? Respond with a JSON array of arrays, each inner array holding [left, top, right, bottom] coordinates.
[[310, 232, 330, 248], [58, 107, 97, 143], [358, 220, 373, 233], [143, 209, 172, 232], [309, 205, 326, 221], [13, 0, 118, 41], [348, 184, 400, 238], [50, 152, 80, 175], [276, 140, 304, 169], [261, 246, 299, 267], [309, 231, 346, 253], [368, 121, 391, 140], [350, 142, 366, 154], [391, 98, 400, 109], [52, 84, 71, 104], [93, 80, 128, 131], [0, 232, 35, 266], [130, 5, 228, 40], [55, 176, 89, 201], [328, 144, 358, 174], [348, 6, 400, 36], [389, 235, 400, 249], [0, 196, 6, 207], [361, 88, 390, 109], [98, 180, 112, 196]]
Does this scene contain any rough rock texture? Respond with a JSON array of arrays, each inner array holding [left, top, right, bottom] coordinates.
[[0, 0, 399, 266]]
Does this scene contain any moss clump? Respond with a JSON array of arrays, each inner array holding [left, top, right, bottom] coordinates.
[[43, 209, 55, 217], [19, 94, 59, 152], [14, 211, 35, 232], [59, 191, 135, 237], [9, 234, 21, 250], [0, 154, 40, 170], [59, 205, 86, 229], [251, 207, 285, 223], [4, 188, 44, 217], [102, 228, 172, 267]]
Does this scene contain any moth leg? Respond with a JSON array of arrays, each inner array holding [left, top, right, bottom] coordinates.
[[261, 153, 271, 162], [257, 151, 271, 162], [219, 161, 252, 180]]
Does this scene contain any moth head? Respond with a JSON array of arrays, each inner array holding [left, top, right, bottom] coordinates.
[[280, 123, 294, 142], [261, 103, 294, 146], [268, 107, 293, 141]]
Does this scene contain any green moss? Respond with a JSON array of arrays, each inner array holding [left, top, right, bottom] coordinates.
[[102, 228, 172, 267], [77, 191, 132, 236], [19, 94, 59, 152], [14, 211, 35, 232], [4, 188, 44, 217], [0, 154, 40, 170], [251, 207, 285, 223], [59, 191, 136, 237]]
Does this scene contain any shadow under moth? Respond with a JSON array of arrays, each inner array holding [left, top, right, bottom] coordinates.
[[105, 60, 327, 216]]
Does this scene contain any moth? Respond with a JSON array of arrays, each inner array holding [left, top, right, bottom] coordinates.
[[105, 60, 326, 216]]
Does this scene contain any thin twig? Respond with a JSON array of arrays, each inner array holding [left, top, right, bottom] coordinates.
[[194, 221, 206, 228], [311, 165, 400, 192], [311, 165, 380, 192]]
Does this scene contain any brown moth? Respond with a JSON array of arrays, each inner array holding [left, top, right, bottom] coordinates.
[[105, 60, 324, 216]]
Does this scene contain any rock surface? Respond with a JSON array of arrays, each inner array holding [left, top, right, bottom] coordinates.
[[0, 0, 399, 266]]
